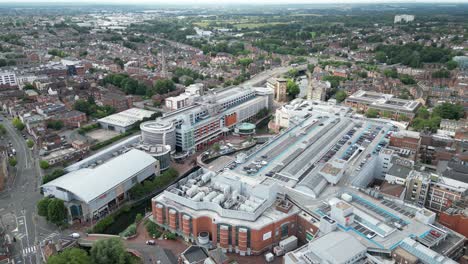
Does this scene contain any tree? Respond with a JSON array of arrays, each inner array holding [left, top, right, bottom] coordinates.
[[286, 79, 300, 98], [12, 117, 25, 131], [134, 213, 143, 223], [47, 120, 64, 130], [37, 197, 51, 217], [27, 139, 34, 148], [335, 90, 347, 103], [0, 124, 6, 135], [9, 157, 17, 167], [322, 76, 346, 89], [237, 58, 253, 67], [47, 248, 91, 264], [416, 106, 430, 119], [212, 143, 220, 152], [446, 60, 458, 70], [165, 233, 177, 240], [154, 79, 176, 95], [113, 58, 125, 69], [433, 103, 464, 120], [42, 169, 66, 184], [399, 74, 416, 85], [287, 68, 299, 78], [90, 238, 132, 264], [383, 68, 398, 78], [47, 198, 67, 225], [432, 69, 451, 79], [366, 109, 379, 118], [40, 160, 50, 170]]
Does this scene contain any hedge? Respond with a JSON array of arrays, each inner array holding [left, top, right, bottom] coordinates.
[[119, 223, 137, 238], [144, 219, 161, 238], [78, 123, 100, 135]]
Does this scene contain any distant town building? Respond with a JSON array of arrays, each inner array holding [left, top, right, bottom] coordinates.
[[394, 14, 415, 23], [307, 78, 329, 102], [345, 90, 421, 119], [267, 77, 288, 102], [0, 71, 17, 87]]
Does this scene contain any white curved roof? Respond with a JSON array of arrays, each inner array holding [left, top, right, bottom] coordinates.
[[42, 149, 156, 203]]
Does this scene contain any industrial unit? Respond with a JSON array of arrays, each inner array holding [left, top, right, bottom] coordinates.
[[98, 107, 156, 133]]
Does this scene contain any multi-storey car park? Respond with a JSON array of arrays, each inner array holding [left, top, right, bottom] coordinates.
[[150, 100, 465, 262]]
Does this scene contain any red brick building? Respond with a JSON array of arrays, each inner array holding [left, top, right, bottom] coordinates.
[[52, 110, 87, 128], [439, 209, 468, 238], [100, 92, 134, 112], [389, 131, 421, 152], [151, 172, 319, 256]]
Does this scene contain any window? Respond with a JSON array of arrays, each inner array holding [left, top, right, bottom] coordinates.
[[281, 224, 289, 238]]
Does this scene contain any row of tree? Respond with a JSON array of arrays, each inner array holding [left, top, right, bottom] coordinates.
[[47, 238, 138, 264], [411, 103, 464, 132], [374, 43, 456, 68], [102, 74, 177, 97], [74, 98, 115, 119]]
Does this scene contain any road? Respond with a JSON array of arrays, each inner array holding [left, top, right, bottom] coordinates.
[[243, 63, 311, 87], [0, 118, 59, 264]]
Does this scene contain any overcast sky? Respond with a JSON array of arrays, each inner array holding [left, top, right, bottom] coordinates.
[[1, 0, 467, 4]]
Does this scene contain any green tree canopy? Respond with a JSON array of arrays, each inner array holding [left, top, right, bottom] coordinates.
[[8, 157, 17, 167], [47, 248, 91, 264], [286, 79, 300, 98], [90, 238, 132, 264], [154, 79, 176, 95], [12, 117, 25, 131], [40, 160, 50, 170], [365, 109, 379, 118], [335, 90, 347, 103], [27, 139, 34, 148], [37, 197, 51, 217], [446, 60, 458, 70], [322, 76, 346, 89], [433, 103, 464, 120], [47, 198, 67, 225]]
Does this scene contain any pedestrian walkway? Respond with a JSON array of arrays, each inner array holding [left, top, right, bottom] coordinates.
[[22, 245, 38, 256]]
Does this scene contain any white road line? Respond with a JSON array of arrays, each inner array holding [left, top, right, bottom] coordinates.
[[22, 245, 37, 256]]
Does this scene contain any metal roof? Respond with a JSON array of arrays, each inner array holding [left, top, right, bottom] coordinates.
[[42, 149, 156, 203], [305, 231, 367, 264]]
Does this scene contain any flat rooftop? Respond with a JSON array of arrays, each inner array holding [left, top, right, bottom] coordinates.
[[98, 107, 155, 127], [346, 90, 420, 112]]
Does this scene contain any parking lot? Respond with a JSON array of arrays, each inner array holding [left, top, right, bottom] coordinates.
[[418, 229, 445, 247], [381, 200, 416, 218], [351, 222, 376, 239], [351, 195, 408, 227]]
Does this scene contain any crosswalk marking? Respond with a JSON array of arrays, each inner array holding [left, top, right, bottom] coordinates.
[[43, 232, 59, 241], [22, 245, 38, 256]]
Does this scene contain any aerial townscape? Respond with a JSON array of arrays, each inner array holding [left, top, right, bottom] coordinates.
[[0, 1, 468, 264]]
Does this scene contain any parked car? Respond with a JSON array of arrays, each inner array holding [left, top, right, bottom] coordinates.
[[146, 240, 156, 245], [430, 230, 441, 237]]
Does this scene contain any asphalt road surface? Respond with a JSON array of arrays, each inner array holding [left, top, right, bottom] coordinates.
[[0, 117, 59, 264]]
